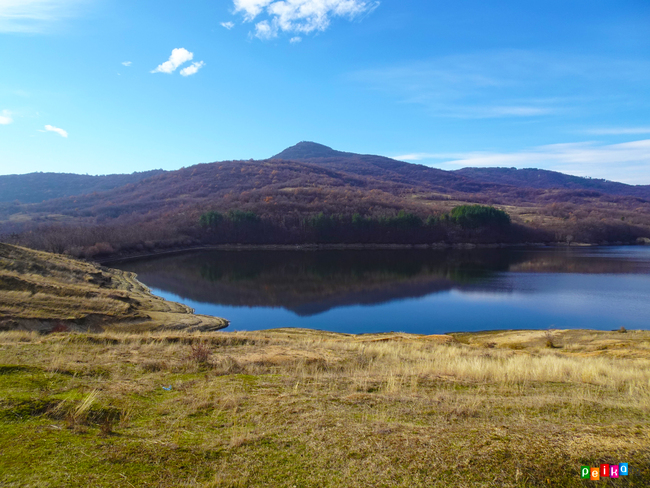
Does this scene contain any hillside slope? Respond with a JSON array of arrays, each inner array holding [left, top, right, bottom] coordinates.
[[3, 142, 649, 226], [2, 142, 650, 255], [455, 167, 650, 199], [0, 170, 165, 204], [0, 243, 228, 332]]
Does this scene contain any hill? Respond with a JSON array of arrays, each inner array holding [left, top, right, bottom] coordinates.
[[0, 243, 228, 333], [455, 167, 650, 199], [1, 141, 650, 257], [0, 170, 165, 204], [272, 141, 358, 159]]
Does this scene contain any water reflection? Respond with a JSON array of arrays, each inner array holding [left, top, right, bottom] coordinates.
[[117, 247, 650, 333]]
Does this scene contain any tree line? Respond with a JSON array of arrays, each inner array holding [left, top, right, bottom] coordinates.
[[197, 205, 516, 245]]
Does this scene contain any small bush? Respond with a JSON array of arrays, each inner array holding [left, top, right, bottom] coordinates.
[[189, 342, 211, 364]]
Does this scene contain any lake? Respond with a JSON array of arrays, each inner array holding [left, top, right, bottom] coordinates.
[[115, 246, 650, 334]]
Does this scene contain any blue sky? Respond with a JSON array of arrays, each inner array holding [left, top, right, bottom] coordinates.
[[1, 0, 649, 183]]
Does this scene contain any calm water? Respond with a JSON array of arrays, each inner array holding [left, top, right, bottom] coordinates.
[[116, 247, 650, 334]]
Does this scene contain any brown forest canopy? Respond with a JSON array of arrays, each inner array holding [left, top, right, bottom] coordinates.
[[0, 170, 164, 204], [1, 141, 650, 256]]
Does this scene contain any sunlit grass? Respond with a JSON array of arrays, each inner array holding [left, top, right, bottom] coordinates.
[[0, 328, 649, 487]]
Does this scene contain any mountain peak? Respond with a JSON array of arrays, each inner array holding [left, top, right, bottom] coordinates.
[[271, 141, 355, 160]]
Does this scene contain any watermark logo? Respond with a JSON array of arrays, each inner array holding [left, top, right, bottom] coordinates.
[[581, 463, 628, 480]]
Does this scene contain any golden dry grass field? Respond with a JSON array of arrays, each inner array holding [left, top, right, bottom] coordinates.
[[0, 327, 649, 487]]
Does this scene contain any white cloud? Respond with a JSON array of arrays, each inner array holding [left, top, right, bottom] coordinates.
[[289, 36, 301, 43], [221, 21, 235, 29], [44, 124, 68, 138], [254, 20, 275, 39], [234, 0, 273, 21], [0, 0, 88, 33], [404, 139, 650, 184], [395, 153, 444, 161], [121, 61, 132, 66], [0, 110, 13, 125], [151, 48, 193, 74], [234, 0, 379, 39], [180, 61, 205, 77]]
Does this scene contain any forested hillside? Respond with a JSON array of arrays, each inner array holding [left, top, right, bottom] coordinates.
[[1, 142, 649, 258], [455, 167, 650, 199], [0, 170, 165, 203]]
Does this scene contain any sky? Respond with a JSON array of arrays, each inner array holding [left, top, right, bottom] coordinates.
[[0, 0, 649, 183]]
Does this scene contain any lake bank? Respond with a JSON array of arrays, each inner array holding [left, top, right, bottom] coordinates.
[[0, 243, 228, 334], [98, 240, 650, 265]]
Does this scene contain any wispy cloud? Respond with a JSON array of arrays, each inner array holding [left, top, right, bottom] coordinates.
[[44, 124, 68, 138], [121, 61, 132, 67], [0, 110, 13, 125], [180, 61, 205, 77], [221, 21, 235, 29], [401, 139, 650, 184], [290, 36, 301, 43], [232, 0, 379, 40], [0, 0, 88, 33], [584, 127, 650, 135], [395, 153, 446, 161], [351, 50, 650, 119], [152, 48, 193, 74]]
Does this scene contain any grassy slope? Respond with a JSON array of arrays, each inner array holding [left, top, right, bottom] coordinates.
[[0, 328, 649, 487], [0, 243, 228, 333]]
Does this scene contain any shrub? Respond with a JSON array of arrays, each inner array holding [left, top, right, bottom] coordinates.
[[189, 342, 211, 364]]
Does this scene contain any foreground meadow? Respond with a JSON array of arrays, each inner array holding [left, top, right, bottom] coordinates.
[[0, 328, 649, 487]]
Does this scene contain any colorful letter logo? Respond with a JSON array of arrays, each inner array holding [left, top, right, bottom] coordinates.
[[590, 467, 600, 480], [581, 462, 628, 480], [600, 464, 609, 477]]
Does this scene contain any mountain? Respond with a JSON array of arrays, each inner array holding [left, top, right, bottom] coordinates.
[[0, 170, 165, 204], [272, 142, 494, 193], [1, 141, 650, 256], [272, 141, 357, 160], [274, 142, 650, 199], [455, 167, 650, 200], [0, 145, 493, 226]]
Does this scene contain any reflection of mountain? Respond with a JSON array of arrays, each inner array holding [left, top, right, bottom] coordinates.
[[117, 250, 515, 316], [117, 248, 650, 316]]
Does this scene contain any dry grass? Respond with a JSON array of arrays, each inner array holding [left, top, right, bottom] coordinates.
[[0, 243, 228, 332], [0, 328, 649, 487]]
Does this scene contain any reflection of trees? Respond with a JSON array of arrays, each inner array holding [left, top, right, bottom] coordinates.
[[120, 249, 521, 314], [118, 248, 650, 316]]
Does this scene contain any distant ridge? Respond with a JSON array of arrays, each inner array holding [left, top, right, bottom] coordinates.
[[0, 170, 165, 204], [454, 167, 650, 199], [2, 140, 650, 253], [271, 141, 357, 160]]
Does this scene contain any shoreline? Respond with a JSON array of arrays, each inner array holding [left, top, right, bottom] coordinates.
[[96, 240, 639, 265], [0, 243, 229, 334]]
